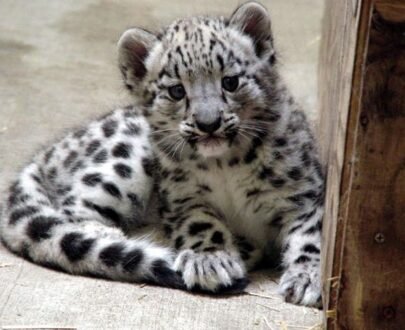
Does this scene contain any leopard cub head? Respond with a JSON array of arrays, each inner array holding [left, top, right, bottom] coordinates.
[[118, 2, 279, 159]]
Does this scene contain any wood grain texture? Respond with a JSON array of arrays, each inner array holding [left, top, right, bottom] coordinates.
[[317, 0, 367, 319], [375, 0, 405, 22], [336, 11, 405, 329], [319, 0, 405, 328]]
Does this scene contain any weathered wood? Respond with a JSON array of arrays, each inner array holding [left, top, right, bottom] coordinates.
[[317, 0, 368, 318], [375, 0, 405, 22], [336, 12, 405, 330], [319, 0, 405, 328]]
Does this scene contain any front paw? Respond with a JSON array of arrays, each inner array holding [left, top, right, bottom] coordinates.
[[173, 249, 248, 293], [278, 265, 322, 308]]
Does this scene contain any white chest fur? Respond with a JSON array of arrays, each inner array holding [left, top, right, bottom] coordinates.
[[194, 161, 280, 248]]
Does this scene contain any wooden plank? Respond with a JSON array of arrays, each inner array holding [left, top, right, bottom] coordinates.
[[375, 0, 405, 22], [336, 9, 405, 329], [319, 0, 405, 328], [317, 0, 367, 320]]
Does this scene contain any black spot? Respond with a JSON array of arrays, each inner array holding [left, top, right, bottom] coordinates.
[[313, 159, 324, 179], [244, 137, 263, 164], [63, 209, 73, 216], [31, 175, 41, 184], [112, 143, 132, 158], [294, 255, 311, 264], [82, 173, 102, 186], [302, 244, 320, 254], [175, 236, 184, 249], [142, 157, 155, 176], [237, 239, 255, 253], [273, 137, 287, 147], [70, 160, 84, 173], [272, 151, 284, 160], [83, 200, 122, 226], [61, 232, 95, 262], [244, 148, 257, 164], [114, 163, 132, 178], [56, 185, 71, 195], [259, 166, 274, 180], [196, 184, 212, 193], [99, 243, 125, 267], [44, 147, 55, 163], [196, 163, 208, 171], [27, 216, 61, 241], [102, 182, 122, 199], [73, 128, 87, 139], [270, 214, 283, 227], [86, 140, 101, 156], [270, 178, 286, 188], [124, 122, 141, 135], [163, 224, 173, 236], [63, 151, 78, 168], [288, 224, 303, 234], [8, 190, 30, 208], [246, 188, 261, 197], [102, 120, 118, 137], [173, 197, 193, 204], [127, 193, 141, 207], [47, 167, 57, 181], [304, 221, 322, 234], [228, 157, 239, 167], [287, 167, 303, 181], [9, 206, 39, 225], [288, 191, 319, 205], [203, 247, 217, 252], [122, 249, 143, 272], [93, 149, 108, 164], [211, 231, 224, 244], [191, 241, 203, 249], [189, 222, 213, 235], [296, 209, 317, 222], [171, 173, 187, 182], [216, 54, 224, 71]]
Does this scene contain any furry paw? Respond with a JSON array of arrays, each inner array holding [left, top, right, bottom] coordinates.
[[173, 249, 248, 293], [278, 265, 322, 308]]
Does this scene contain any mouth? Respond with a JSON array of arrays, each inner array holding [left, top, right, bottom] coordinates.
[[198, 135, 227, 147], [190, 134, 230, 158]]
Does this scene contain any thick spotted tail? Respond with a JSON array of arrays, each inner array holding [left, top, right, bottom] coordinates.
[[0, 165, 184, 290]]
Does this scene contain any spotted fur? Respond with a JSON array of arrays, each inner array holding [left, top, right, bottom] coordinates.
[[0, 2, 324, 307]]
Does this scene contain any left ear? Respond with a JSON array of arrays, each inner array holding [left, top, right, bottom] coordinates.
[[118, 28, 157, 93], [229, 2, 275, 61]]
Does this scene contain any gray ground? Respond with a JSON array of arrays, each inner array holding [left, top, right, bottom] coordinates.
[[0, 1, 324, 329]]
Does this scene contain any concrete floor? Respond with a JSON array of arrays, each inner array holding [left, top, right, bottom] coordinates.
[[0, 0, 324, 329]]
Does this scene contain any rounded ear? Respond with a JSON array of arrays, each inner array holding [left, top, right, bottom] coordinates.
[[229, 2, 274, 60], [118, 28, 157, 92]]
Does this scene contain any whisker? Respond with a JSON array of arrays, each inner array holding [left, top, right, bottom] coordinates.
[[149, 128, 178, 135], [239, 124, 267, 133], [170, 138, 184, 161], [238, 128, 259, 139], [154, 132, 180, 146]]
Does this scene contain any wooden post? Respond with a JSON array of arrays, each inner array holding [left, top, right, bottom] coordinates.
[[318, 0, 405, 328]]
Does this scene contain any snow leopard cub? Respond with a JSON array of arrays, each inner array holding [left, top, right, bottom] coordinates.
[[0, 2, 324, 307]]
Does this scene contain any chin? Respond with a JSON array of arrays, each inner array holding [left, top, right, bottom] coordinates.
[[196, 138, 230, 158]]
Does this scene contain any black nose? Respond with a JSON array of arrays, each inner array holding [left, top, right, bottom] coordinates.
[[196, 117, 222, 134]]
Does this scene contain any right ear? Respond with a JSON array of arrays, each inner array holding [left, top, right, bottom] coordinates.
[[118, 28, 157, 92]]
